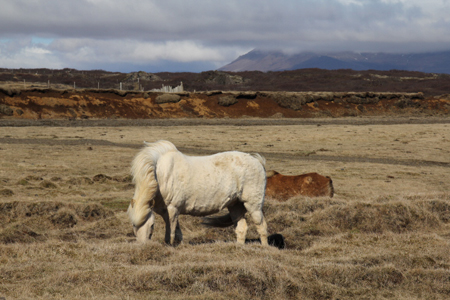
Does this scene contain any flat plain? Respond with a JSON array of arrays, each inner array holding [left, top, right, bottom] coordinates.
[[1, 117, 449, 299]]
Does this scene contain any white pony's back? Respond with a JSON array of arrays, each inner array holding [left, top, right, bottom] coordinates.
[[156, 150, 266, 216]]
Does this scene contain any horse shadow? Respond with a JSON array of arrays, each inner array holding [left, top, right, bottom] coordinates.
[[189, 233, 286, 250], [246, 233, 286, 250]]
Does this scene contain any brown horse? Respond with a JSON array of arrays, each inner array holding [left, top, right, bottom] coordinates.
[[265, 170, 334, 201]]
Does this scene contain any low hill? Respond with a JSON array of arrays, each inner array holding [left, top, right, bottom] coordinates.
[[219, 49, 450, 74], [2, 68, 450, 97]]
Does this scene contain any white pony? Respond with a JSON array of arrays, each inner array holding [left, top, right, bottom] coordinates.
[[127, 140, 269, 246]]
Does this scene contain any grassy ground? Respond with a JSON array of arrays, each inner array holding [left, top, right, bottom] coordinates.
[[1, 119, 449, 299]]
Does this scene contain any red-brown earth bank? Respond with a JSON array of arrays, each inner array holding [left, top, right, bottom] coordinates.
[[1, 88, 450, 119]]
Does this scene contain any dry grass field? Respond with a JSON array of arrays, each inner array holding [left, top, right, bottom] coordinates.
[[1, 117, 449, 299]]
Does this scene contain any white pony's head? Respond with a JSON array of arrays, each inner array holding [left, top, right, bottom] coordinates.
[[130, 207, 155, 243]]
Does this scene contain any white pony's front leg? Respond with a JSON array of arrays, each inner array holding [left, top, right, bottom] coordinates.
[[161, 211, 171, 244], [167, 205, 182, 245], [162, 211, 183, 245]]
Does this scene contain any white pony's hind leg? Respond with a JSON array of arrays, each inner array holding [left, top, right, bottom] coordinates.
[[248, 210, 269, 246], [228, 202, 248, 244], [235, 218, 248, 244]]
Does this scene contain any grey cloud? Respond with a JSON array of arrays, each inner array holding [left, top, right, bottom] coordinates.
[[0, 0, 426, 41], [1, 0, 449, 71]]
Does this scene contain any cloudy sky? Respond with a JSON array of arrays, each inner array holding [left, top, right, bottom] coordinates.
[[1, 0, 450, 72]]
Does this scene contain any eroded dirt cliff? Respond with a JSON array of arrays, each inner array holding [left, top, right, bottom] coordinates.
[[1, 88, 449, 119]]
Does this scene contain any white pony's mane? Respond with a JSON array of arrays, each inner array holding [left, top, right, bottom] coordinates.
[[131, 140, 177, 186], [128, 140, 177, 227]]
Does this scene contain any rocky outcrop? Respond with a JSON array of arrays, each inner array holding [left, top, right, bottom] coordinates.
[[124, 71, 161, 82], [0, 104, 14, 116], [204, 71, 245, 85], [155, 94, 181, 104]]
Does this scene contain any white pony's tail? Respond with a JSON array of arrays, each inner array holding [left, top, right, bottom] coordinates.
[[127, 140, 177, 227], [251, 153, 266, 169]]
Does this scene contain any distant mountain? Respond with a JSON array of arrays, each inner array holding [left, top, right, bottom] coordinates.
[[219, 49, 450, 73]]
